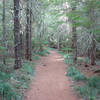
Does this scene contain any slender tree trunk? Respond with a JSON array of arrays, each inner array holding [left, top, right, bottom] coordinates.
[[90, 34, 95, 65], [90, 7, 96, 65], [25, 0, 32, 61], [25, 0, 30, 60], [20, 33, 23, 50], [29, 0, 32, 61], [20, 33, 24, 57], [39, 29, 43, 52], [72, 7, 77, 63], [14, 0, 22, 69], [72, 27, 77, 63], [2, 0, 6, 65], [57, 32, 60, 50]]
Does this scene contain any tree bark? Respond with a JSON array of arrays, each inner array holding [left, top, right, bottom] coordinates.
[[72, 7, 77, 63], [57, 32, 60, 50], [90, 34, 95, 65], [90, 7, 96, 65], [20, 33, 24, 57], [25, 0, 32, 61], [14, 0, 22, 69], [2, 0, 6, 64], [29, 0, 32, 61]]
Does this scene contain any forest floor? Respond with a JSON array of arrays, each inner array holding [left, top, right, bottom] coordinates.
[[25, 50, 82, 100]]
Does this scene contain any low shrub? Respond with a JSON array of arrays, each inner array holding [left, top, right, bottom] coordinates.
[[75, 85, 97, 100], [0, 71, 21, 100], [38, 49, 50, 56], [0, 60, 35, 100], [87, 76, 100, 89], [67, 67, 87, 81]]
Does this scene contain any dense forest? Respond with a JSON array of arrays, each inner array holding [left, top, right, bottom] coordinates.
[[0, 0, 100, 100]]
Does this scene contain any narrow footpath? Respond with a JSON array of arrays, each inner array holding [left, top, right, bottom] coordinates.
[[25, 50, 82, 100]]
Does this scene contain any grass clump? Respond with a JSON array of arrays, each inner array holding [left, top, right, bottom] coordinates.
[[0, 60, 35, 100], [14, 61, 35, 89], [22, 61, 35, 75], [58, 51, 73, 65], [77, 57, 90, 64], [32, 55, 40, 60], [38, 49, 50, 56], [64, 54, 73, 65], [87, 76, 100, 89], [66, 65, 100, 100], [0, 83, 21, 100], [61, 52, 100, 100], [74, 76, 100, 100], [75, 85, 97, 100], [0, 71, 21, 100], [67, 66, 87, 81]]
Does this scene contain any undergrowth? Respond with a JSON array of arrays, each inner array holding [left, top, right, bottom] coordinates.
[[0, 59, 35, 100], [33, 49, 50, 56], [67, 67, 100, 99], [38, 49, 50, 56], [75, 76, 100, 100], [58, 51, 73, 65], [59, 51, 100, 100], [0, 48, 50, 100], [67, 66, 87, 81]]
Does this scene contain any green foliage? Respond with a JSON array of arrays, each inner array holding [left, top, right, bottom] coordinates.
[[0, 71, 21, 100], [0, 0, 100, 99], [75, 76, 100, 100], [22, 62, 34, 75], [63, 51, 100, 100], [46, 47, 55, 50], [32, 55, 40, 60], [63, 54, 73, 65], [32, 38, 49, 53], [38, 49, 50, 56], [77, 57, 90, 64], [48, 0, 66, 5], [58, 51, 65, 56], [0, 45, 7, 56], [67, 66, 87, 81], [0, 46, 7, 51], [58, 51, 74, 65], [0, 71, 10, 80], [67, 67, 100, 100], [75, 85, 97, 100], [0, 60, 35, 100], [87, 77, 100, 89], [48, 39, 57, 49], [61, 48, 73, 53]]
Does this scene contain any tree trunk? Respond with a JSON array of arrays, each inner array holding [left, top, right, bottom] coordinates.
[[57, 32, 60, 50], [2, 0, 6, 65], [20, 33, 24, 57], [20, 33, 23, 50], [90, 7, 96, 65], [90, 34, 95, 65], [29, 0, 32, 61], [72, 7, 77, 63], [14, 0, 22, 69], [25, 0, 32, 61]]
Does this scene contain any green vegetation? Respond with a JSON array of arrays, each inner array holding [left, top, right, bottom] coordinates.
[[0, 0, 100, 99], [67, 66, 87, 81], [75, 85, 97, 100], [38, 49, 50, 56], [0, 61, 35, 100], [75, 76, 100, 100], [63, 53, 100, 100]]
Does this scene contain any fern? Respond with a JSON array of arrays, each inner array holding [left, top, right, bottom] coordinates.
[[67, 66, 87, 81]]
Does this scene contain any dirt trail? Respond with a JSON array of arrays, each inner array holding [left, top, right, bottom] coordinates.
[[25, 50, 81, 100]]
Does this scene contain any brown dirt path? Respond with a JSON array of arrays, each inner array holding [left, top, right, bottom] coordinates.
[[25, 50, 82, 100]]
